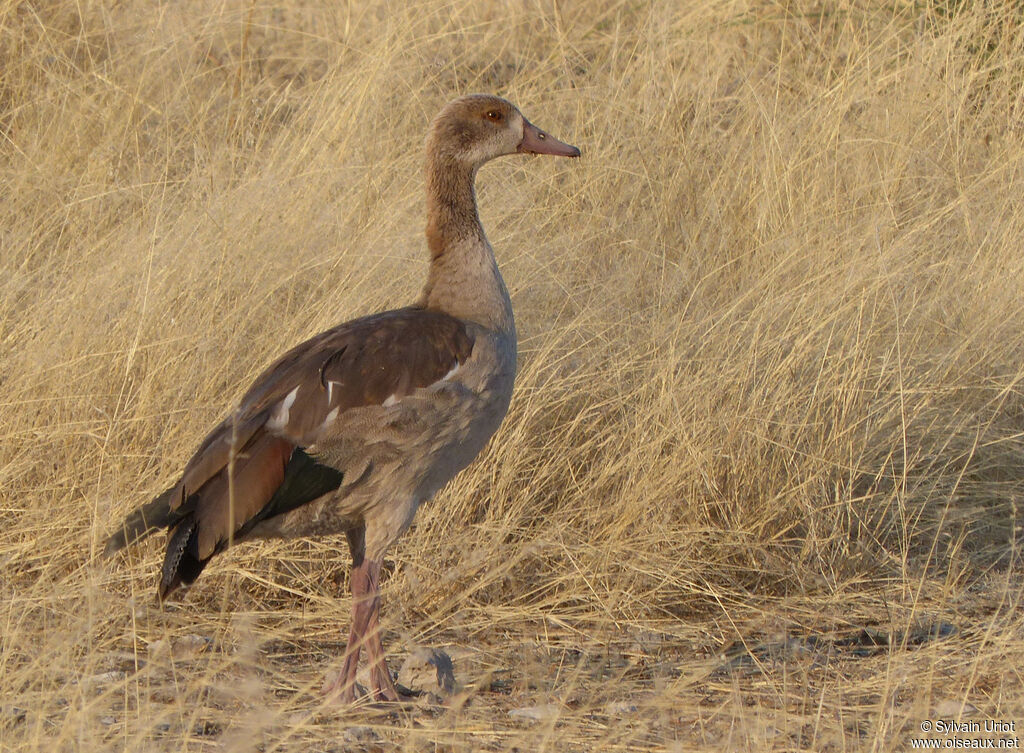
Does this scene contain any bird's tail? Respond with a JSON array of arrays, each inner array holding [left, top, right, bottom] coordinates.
[[103, 486, 179, 556]]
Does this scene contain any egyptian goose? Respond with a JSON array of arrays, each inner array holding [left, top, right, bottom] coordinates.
[[105, 94, 580, 703]]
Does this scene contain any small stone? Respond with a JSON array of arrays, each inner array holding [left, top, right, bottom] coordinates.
[[150, 634, 211, 661], [342, 725, 379, 743], [509, 703, 560, 722], [355, 664, 373, 691], [174, 634, 212, 660], [604, 700, 638, 715], [934, 700, 978, 717], [321, 667, 340, 692], [628, 629, 667, 655], [99, 715, 117, 726], [321, 668, 371, 700], [3, 706, 27, 725], [81, 671, 126, 689], [397, 647, 458, 698], [192, 720, 221, 737]]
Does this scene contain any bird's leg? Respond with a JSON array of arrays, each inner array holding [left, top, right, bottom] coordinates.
[[323, 557, 399, 703], [358, 564, 399, 702], [322, 561, 374, 702], [322, 526, 374, 704]]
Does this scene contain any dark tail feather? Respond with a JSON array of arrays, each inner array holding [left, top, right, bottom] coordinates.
[[104, 486, 181, 556], [159, 516, 207, 599]]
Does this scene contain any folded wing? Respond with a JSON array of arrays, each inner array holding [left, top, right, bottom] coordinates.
[[105, 307, 474, 598]]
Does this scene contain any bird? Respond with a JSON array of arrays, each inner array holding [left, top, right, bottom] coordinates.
[[105, 94, 580, 703]]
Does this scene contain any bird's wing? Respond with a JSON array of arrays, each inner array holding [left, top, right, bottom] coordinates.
[[105, 306, 474, 597]]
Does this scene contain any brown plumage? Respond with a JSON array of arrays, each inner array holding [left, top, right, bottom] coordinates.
[[106, 94, 579, 704]]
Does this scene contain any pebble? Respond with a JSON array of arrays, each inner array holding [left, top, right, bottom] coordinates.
[[398, 647, 458, 698], [604, 700, 638, 715], [80, 671, 126, 689], [148, 634, 211, 661], [342, 726, 379, 743], [509, 703, 560, 722], [3, 706, 27, 725], [934, 700, 979, 717]]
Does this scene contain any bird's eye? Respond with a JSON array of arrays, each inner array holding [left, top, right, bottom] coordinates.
[[485, 110, 502, 122]]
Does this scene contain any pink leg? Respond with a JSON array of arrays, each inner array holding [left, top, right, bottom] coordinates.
[[322, 558, 375, 702], [362, 592, 399, 702], [322, 557, 399, 703], [354, 561, 397, 700]]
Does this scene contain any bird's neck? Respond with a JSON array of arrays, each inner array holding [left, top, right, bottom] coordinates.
[[420, 153, 514, 334]]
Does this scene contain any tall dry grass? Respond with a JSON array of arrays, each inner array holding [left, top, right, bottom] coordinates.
[[2, 0, 1023, 750]]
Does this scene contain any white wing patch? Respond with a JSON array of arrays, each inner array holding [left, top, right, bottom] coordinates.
[[326, 380, 340, 404], [266, 386, 299, 431], [382, 393, 399, 407], [440, 362, 461, 381], [321, 406, 339, 430]]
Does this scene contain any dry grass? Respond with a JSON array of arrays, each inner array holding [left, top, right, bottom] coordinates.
[[3, 0, 1024, 750]]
